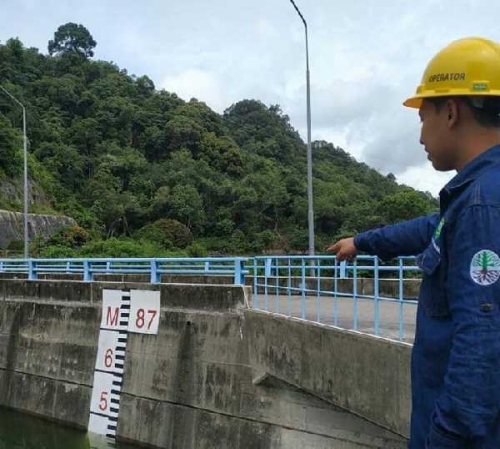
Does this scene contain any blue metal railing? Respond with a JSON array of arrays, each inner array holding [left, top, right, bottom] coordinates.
[[251, 255, 420, 342], [0, 257, 248, 285], [0, 255, 421, 342]]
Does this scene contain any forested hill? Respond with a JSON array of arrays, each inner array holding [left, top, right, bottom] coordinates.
[[0, 23, 437, 257]]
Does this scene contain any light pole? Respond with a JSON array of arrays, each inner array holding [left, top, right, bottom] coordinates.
[[289, 0, 315, 258], [0, 86, 29, 259]]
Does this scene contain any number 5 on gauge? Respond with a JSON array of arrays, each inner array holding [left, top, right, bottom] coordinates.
[[90, 372, 117, 416]]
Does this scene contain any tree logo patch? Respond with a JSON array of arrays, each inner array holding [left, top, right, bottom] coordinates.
[[470, 250, 500, 286]]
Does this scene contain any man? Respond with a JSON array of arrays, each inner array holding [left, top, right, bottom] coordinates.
[[327, 37, 500, 448]]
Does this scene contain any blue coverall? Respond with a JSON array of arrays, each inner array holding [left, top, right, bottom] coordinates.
[[354, 144, 500, 448]]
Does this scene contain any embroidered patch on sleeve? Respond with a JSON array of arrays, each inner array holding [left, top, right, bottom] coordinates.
[[434, 217, 445, 240], [470, 250, 500, 286]]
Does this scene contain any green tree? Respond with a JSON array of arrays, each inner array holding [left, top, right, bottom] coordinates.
[[34, 142, 84, 191], [136, 219, 193, 249], [31, 75, 81, 111], [174, 101, 223, 135], [135, 75, 155, 96], [78, 237, 166, 258], [379, 190, 436, 223], [47, 225, 90, 249], [48, 23, 97, 58], [199, 132, 243, 176], [164, 115, 203, 153], [70, 118, 101, 177], [98, 145, 147, 190], [168, 184, 205, 231], [0, 114, 22, 176]]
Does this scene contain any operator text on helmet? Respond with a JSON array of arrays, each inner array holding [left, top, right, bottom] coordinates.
[[404, 37, 500, 109]]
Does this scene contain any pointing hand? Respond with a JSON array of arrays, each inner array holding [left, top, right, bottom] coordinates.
[[325, 237, 358, 262]]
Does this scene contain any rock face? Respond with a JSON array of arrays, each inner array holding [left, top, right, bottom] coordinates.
[[0, 178, 50, 208], [0, 209, 76, 249]]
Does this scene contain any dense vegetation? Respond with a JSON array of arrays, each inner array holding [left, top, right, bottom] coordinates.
[[0, 23, 437, 257]]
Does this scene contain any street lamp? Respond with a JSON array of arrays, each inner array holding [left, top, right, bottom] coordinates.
[[0, 86, 29, 259], [289, 0, 315, 258]]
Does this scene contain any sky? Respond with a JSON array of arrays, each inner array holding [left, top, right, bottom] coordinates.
[[2, 0, 500, 196]]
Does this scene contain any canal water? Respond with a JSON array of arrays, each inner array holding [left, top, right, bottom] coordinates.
[[0, 407, 139, 449]]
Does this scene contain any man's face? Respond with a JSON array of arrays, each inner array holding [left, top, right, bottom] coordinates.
[[419, 99, 457, 171]]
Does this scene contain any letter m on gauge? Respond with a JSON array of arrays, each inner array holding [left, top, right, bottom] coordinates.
[[101, 290, 127, 330], [106, 306, 119, 327]]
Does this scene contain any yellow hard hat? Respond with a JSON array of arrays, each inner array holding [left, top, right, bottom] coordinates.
[[404, 37, 500, 109]]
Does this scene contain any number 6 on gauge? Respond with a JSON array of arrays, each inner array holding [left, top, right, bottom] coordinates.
[[95, 330, 120, 372]]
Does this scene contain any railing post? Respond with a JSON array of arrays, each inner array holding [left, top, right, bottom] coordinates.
[[353, 260, 358, 298], [353, 259, 358, 330], [301, 258, 306, 319], [83, 260, 93, 282], [28, 260, 37, 280], [287, 258, 292, 316], [234, 258, 244, 285], [333, 257, 339, 327], [264, 258, 271, 310], [316, 258, 321, 323], [274, 258, 280, 314], [340, 261, 347, 279], [150, 259, 160, 284], [253, 258, 258, 308], [374, 257, 380, 336], [399, 258, 405, 341]]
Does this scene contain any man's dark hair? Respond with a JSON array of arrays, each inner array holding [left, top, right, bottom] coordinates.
[[425, 96, 500, 128]]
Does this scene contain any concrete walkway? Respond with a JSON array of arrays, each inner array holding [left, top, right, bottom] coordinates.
[[253, 293, 417, 343]]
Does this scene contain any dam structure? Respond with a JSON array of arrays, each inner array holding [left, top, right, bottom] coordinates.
[[0, 256, 415, 448]]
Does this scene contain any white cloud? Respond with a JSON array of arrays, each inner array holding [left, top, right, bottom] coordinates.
[[2, 0, 500, 197], [161, 69, 225, 111], [397, 165, 455, 196], [255, 18, 279, 40]]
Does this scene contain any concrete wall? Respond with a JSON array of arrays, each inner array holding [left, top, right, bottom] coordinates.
[[246, 311, 412, 438], [0, 272, 235, 284], [0, 279, 408, 448], [0, 272, 420, 300]]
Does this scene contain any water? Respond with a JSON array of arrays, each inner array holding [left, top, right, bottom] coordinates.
[[0, 408, 139, 449]]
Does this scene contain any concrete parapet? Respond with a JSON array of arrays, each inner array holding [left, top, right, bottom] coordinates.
[[0, 272, 235, 285], [0, 272, 421, 300], [245, 310, 411, 438]]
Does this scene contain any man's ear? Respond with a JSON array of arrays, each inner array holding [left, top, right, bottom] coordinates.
[[445, 99, 460, 128]]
